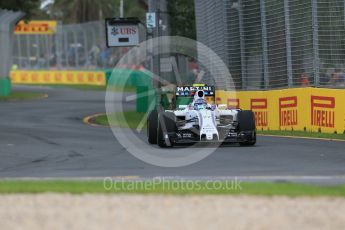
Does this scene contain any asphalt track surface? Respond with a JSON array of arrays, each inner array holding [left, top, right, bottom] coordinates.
[[1, 85, 345, 184]]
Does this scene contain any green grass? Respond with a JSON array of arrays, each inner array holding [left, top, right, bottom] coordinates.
[[52, 84, 106, 91], [258, 130, 345, 140], [0, 180, 344, 197], [0, 91, 46, 101], [93, 111, 146, 129], [92, 114, 108, 126]]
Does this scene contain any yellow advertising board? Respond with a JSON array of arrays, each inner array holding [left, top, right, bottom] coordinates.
[[216, 88, 345, 134], [9, 70, 345, 134], [308, 88, 345, 134], [15, 20, 57, 35], [10, 70, 106, 86]]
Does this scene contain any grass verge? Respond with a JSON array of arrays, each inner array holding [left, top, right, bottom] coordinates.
[[258, 130, 345, 141], [92, 111, 145, 129], [0, 180, 344, 197], [0, 91, 46, 101]]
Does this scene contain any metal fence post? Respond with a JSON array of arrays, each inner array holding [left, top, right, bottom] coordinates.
[[44, 35, 50, 69], [72, 30, 79, 68], [35, 34, 40, 69], [16, 35, 22, 69], [26, 35, 31, 69], [63, 32, 69, 68], [284, 0, 293, 87], [311, 0, 320, 87], [54, 22, 60, 69], [238, 0, 246, 89], [343, 1, 345, 29], [260, 0, 269, 89]]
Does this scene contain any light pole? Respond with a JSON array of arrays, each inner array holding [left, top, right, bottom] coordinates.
[[231, 1, 246, 89], [148, 0, 161, 109], [120, 0, 124, 17]]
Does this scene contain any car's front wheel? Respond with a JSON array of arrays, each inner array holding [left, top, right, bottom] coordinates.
[[147, 109, 158, 144], [157, 112, 177, 148]]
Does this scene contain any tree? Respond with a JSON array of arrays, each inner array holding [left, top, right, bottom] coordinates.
[[167, 0, 196, 39], [0, 0, 41, 19], [47, 0, 146, 24]]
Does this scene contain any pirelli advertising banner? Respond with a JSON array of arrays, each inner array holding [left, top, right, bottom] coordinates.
[[216, 88, 345, 134], [11, 70, 105, 86], [15, 20, 57, 34]]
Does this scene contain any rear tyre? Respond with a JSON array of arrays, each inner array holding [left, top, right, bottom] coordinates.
[[147, 109, 158, 144], [239, 131, 256, 146], [157, 112, 177, 148], [238, 110, 256, 146], [238, 110, 256, 131]]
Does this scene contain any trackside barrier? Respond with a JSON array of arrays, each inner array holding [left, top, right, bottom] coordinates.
[[11, 68, 149, 87], [105, 68, 155, 113], [216, 88, 345, 134], [11, 70, 106, 86], [11, 68, 155, 112]]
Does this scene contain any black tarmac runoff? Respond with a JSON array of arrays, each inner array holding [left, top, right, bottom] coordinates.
[[0, 85, 345, 184]]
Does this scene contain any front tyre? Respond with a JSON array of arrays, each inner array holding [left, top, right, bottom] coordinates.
[[157, 112, 177, 148], [147, 109, 158, 144]]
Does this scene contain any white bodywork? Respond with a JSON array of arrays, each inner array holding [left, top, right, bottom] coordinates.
[[166, 91, 239, 141]]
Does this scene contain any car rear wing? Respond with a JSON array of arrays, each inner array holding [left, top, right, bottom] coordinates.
[[175, 84, 216, 106]]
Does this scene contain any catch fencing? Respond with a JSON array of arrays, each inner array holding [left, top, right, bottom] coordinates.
[[195, 0, 345, 90], [12, 20, 129, 70], [11, 20, 203, 89]]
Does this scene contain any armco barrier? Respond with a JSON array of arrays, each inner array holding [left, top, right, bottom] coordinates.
[[0, 78, 11, 96], [10, 70, 106, 85], [11, 68, 151, 87], [106, 68, 155, 112], [10, 69, 155, 112], [216, 88, 345, 134]]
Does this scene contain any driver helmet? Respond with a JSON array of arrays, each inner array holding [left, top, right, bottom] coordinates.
[[194, 98, 207, 110]]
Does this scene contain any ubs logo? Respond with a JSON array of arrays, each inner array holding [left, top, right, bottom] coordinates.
[[311, 96, 335, 128], [279, 96, 298, 127], [111, 26, 137, 36], [111, 27, 119, 36], [251, 98, 268, 127]]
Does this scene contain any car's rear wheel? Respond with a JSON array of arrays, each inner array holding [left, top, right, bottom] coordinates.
[[157, 112, 177, 147], [239, 131, 256, 146], [147, 109, 158, 144], [238, 110, 255, 131], [238, 110, 256, 146]]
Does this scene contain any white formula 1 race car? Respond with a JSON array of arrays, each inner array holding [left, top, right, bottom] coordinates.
[[147, 85, 256, 147]]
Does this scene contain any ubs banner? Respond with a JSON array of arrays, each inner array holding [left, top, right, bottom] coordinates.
[[217, 88, 345, 134]]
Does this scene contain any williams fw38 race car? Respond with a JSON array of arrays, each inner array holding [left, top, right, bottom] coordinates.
[[147, 85, 256, 148]]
